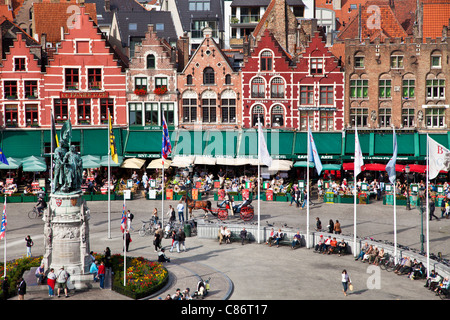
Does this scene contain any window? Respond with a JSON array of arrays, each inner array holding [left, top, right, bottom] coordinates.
[[350, 108, 368, 127], [189, 0, 210, 11], [203, 67, 215, 85], [129, 23, 137, 31], [402, 79, 415, 99], [25, 104, 38, 126], [299, 110, 314, 131], [379, 79, 392, 99], [77, 99, 91, 124], [270, 77, 284, 98], [24, 80, 38, 98], [155, 23, 164, 31], [402, 108, 415, 127], [300, 86, 314, 105], [426, 108, 445, 128], [183, 98, 197, 123], [271, 105, 284, 127], [251, 78, 265, 98], [88, 68, 102, 90], [191, 20, 217, 38], [354, 55, 364, 68], [135, 77, 147, 91], [350, 79, 368, 98], [320, 86, 333, 105], [65, 68, 79, 90], [54, 99, 68, 122], [260, 51, 273, 71], [161, 103, 174, 125], [252, 105, 265, 127], [320, 111, 334, 131], [145, 103, 158, 125], [225, 74, 231, 85], [155, 77, 167, 89], [310, 58, 323, 74], [378, 108, 391, 127], [100, 98, 114, 124], [14, 58, 26, 71], [221, 98, 236, 123], [390, 55, 404, 69], [426, 79, 445, 99], [147, 54, 155, 69], [186, 75, 193, 85], [4, 81, 18, 99], [431, 55, 441, 68], [129, 102, 143, 125], [202, 98, 216, 123], [5, 105, 18, 127]]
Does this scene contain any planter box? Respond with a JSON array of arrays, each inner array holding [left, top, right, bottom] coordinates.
[[7, 195, 23, 203], [22, 195, 37, 202], [82, 194, 92, 201], [275, 195, 287, 202], [91, 194, 110, 201]]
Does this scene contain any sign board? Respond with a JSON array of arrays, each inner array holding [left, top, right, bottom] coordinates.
[[148, 190, 157, 199], [127, 179, 133, 188], [124, 190, 131, 200], [192, 188, 199, 200], [266, 189, 274, 201], [166, 189, 173, 200]]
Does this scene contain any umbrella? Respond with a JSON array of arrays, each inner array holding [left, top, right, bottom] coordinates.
[[170, 156, 195, 168], [120, 158, 146, 169], [22, 155, 45, 164], [82, 159, 101, 169], [322, 164, 342, 171], [268, 160, 293, 171], [99, 155, 123, 167], [0, 157, 22, 170], [293, 161, 314, 168], [22, 161, 47, 172], [194, 156, 216, 165], [81, 155, 101, 162], [147, 158, 171, 169]]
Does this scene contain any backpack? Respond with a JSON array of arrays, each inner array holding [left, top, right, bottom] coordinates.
[[129, 213, 134, 221]]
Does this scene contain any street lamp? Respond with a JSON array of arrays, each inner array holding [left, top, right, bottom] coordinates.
[[405, 164, 410, 210]]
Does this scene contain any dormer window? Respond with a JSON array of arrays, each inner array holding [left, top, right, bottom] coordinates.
[[14, 58, 25, 71], [260, 51, 273, 71]]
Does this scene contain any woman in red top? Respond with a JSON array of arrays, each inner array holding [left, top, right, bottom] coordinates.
[[98, 261, 106, 289], [328, 237, 338, 254]]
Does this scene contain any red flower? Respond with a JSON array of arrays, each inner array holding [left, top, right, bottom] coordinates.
[[153, 86, 167, 95], [134, 88, 147, 95]]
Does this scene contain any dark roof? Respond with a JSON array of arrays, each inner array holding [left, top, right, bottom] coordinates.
[[174, 0, 224, 32], [115, 10, 177, 47], [230, 0, 304, 7], [84, 0, 147, 27]]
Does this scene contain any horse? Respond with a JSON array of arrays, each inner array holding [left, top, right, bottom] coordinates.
[[182, 195, 213, 218]]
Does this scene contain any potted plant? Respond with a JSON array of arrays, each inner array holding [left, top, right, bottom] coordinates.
[[134, 88, 147, 96], [153, 86, 168, 95]]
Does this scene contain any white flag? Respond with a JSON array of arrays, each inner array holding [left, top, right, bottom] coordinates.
[[308, 124, 322, 175], [385, 128, 397, 184], [428, 136, 450, 180], [354, 127, 364, 177], [258, 122, 272, 167]]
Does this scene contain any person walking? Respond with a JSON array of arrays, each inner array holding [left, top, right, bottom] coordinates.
[[170, 230, 179, 253], [341, 269, 352, 296], [124, 230, 131, 252], [177, 227, 186, 252], [25, 235, 33, 257], [126, 210, 134, 231], [47, 268, 56, 297], [429, 200, 439, 221], [98, 261, 106, 289], [16, 277, 26, 300], [177, 200, 184, 223], [56, 266, 70, 298], [1, 276, 9, 300], [240, 227, 247, 245], [334, 220, 342, 234]]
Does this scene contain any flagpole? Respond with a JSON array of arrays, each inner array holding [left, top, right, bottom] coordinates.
[[426, 134, 430, 278], [123, 197, 127, 286], [257, 120, 261, 244], [107, 110, 111, 239], [162, 123, 165, 225], [50, 108, 54, 193], [306, 121, 310, 249], [3, 198, 6, 278], [392, 128, 398, 264]]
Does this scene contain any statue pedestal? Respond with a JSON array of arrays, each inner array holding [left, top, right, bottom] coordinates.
[[43, 191, 92, 289]]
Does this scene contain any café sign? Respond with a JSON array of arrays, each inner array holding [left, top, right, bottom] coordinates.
[[60, 91, 109, 99]]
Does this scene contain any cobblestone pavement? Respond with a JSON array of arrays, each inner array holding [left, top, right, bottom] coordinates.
[[4, 195, 449, 301]]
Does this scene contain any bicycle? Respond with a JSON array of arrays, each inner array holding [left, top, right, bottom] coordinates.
[[379, 254, 396, 272], [28, 207, 42, 219], [138, 220, 158, 237]]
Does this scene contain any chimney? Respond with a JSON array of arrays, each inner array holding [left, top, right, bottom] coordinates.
[[389, 0, 394, 8], [41, 33, 47, 48], [177, 32, 190, 72], [105, 0, 111, 12]]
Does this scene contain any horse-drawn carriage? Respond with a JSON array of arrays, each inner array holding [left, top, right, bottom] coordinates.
[[183, 195, 254, 221]]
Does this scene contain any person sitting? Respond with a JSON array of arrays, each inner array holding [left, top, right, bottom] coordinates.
[[435, 277, 450, 296], [35, 264, 45, 284], [218, 226, 225, 245], [368, 246, 379, 264], [314, 235, 325, 252], [273, 229, 283, 248], [424, 270, 438, 288], [362, 245, 374, 262], [90, 260, 99, 282], [327, 237, 338, 254], [266, 228, 275, 246], [36, 196, 47, 216], [233, 197, 252, 213], [410, 262, 426, 280], [158, 249, 170, 263], [291, 231, 301, 249], [373, 248, 385, 266], [337, 239, 348, 256], [322, 236, 332, 254], [396, 257, 413, 275], [355, 242, 369, 261], [223, 227, 231, 244]]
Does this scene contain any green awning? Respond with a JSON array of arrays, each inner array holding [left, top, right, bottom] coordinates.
[[22, 160, 47, 172], [204, 130, 238, 158], [124, 131, 161, 154], [267, 131, 294, 159], [322, 164, 342, 170], [174, 130, 207, 156], [2, 130, 42, 157], [82, 159, 101, 169], [294, 132, 342, 155], [293, 161, 314, 168], [83, 129, 121, 156]]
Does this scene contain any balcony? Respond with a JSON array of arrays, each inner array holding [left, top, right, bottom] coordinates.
[[230, 15, 260, 26]]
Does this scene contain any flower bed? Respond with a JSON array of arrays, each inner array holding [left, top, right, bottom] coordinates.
[[96, 254, 168, 299], [0, 256, 42, 298]]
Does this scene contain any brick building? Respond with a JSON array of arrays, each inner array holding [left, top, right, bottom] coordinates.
[[177, 27, 241, 129], [241, 29, 344, 130]]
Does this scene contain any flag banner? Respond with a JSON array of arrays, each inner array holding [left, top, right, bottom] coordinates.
[[354, 128, 364, 177], [385, 129, 397, 184], [120, 202, 127, 233], [109, 110, 119, 164], [308, 125, 323, 176], [0, 198, 6, 240], [428, 136, 450, 180], [0, 147, 8, 166], [258, 122, 273, 167], [51, 113, 59, 152], [161, 113, 172, 163]]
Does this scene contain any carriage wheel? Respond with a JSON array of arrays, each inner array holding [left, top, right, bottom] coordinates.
[[240, 207, 254, 221], [218, 209, 228, 220]]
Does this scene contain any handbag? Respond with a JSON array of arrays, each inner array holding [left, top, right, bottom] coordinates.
[[349, 283, 354, 291]]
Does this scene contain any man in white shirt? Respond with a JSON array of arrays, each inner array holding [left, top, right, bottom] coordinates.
[[177, 201, 185, 223]]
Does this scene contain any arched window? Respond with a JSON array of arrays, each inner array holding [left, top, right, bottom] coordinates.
[[146, 54, 155, 69], [270, 77, 284, 98], [271, 105, 284, 127], [251, 77, 265, 98], [203, 67, 215, 85], [225, 74, 231, 85], [260, 51, 273, 71], [186, 74, 193, 85], [252, 105, 265, 127]]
